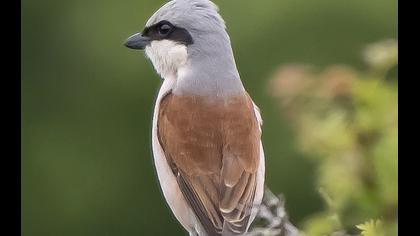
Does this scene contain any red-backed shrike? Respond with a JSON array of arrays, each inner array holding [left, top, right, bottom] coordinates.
[[125, 1, 265, 235]]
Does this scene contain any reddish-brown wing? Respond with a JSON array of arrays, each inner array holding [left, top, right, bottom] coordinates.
[[157, 92, 260, 235]]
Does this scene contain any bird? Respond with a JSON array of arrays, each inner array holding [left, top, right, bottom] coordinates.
[[125, 0, 265, 235]]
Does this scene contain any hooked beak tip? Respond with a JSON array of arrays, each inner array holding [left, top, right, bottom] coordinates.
[[124, 33, 150, 50]]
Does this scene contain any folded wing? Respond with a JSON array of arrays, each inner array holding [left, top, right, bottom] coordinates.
[[157, 91, 261, 235]]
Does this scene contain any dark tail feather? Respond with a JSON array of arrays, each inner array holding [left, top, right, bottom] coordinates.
[[221, 214, 250, 236]]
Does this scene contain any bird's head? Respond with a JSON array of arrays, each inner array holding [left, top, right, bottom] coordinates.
[[125, 0, 239, 82]]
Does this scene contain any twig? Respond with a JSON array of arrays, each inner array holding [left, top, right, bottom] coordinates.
[[247, 188, 300, 236]]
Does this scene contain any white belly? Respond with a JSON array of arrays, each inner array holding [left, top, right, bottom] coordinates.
[[151, 77, 202, 234]]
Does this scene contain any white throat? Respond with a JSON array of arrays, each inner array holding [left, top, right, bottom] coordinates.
[[145, 40, 188, 80], [145, 39, 244, 97]]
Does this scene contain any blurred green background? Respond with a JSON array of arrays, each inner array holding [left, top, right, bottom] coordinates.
[[22, 0, 397, 235]]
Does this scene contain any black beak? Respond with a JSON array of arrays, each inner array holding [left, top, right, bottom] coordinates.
[[124, 33, 151, 50]]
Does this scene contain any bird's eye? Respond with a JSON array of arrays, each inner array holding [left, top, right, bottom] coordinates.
[[158, 24, 172, 36]]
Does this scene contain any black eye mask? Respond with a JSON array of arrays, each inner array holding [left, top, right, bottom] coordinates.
[[142, 20, 194, 46]]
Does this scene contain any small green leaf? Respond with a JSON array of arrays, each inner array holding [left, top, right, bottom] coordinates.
[[356, 219, 385, 236]]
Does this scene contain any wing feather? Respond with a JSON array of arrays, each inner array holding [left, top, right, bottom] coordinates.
[[157, 92, 261, 235]]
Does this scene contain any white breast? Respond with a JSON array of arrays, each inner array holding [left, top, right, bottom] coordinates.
[[151, 77, 207, 235]]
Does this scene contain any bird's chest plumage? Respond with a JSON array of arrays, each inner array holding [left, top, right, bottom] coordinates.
[[157, 93, 260, 176]]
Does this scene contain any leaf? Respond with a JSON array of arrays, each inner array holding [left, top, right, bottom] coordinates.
[[356, 219, 384, 236]]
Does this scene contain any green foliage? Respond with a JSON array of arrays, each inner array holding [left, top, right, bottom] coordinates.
[[357, 220, 384, 236], [269, 39, 397, 236]]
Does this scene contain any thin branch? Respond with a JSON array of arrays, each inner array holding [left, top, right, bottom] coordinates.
[[247, 188, 300, 236]]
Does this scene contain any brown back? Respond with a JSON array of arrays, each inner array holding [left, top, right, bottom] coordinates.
[[158, 91, 261, 235]]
